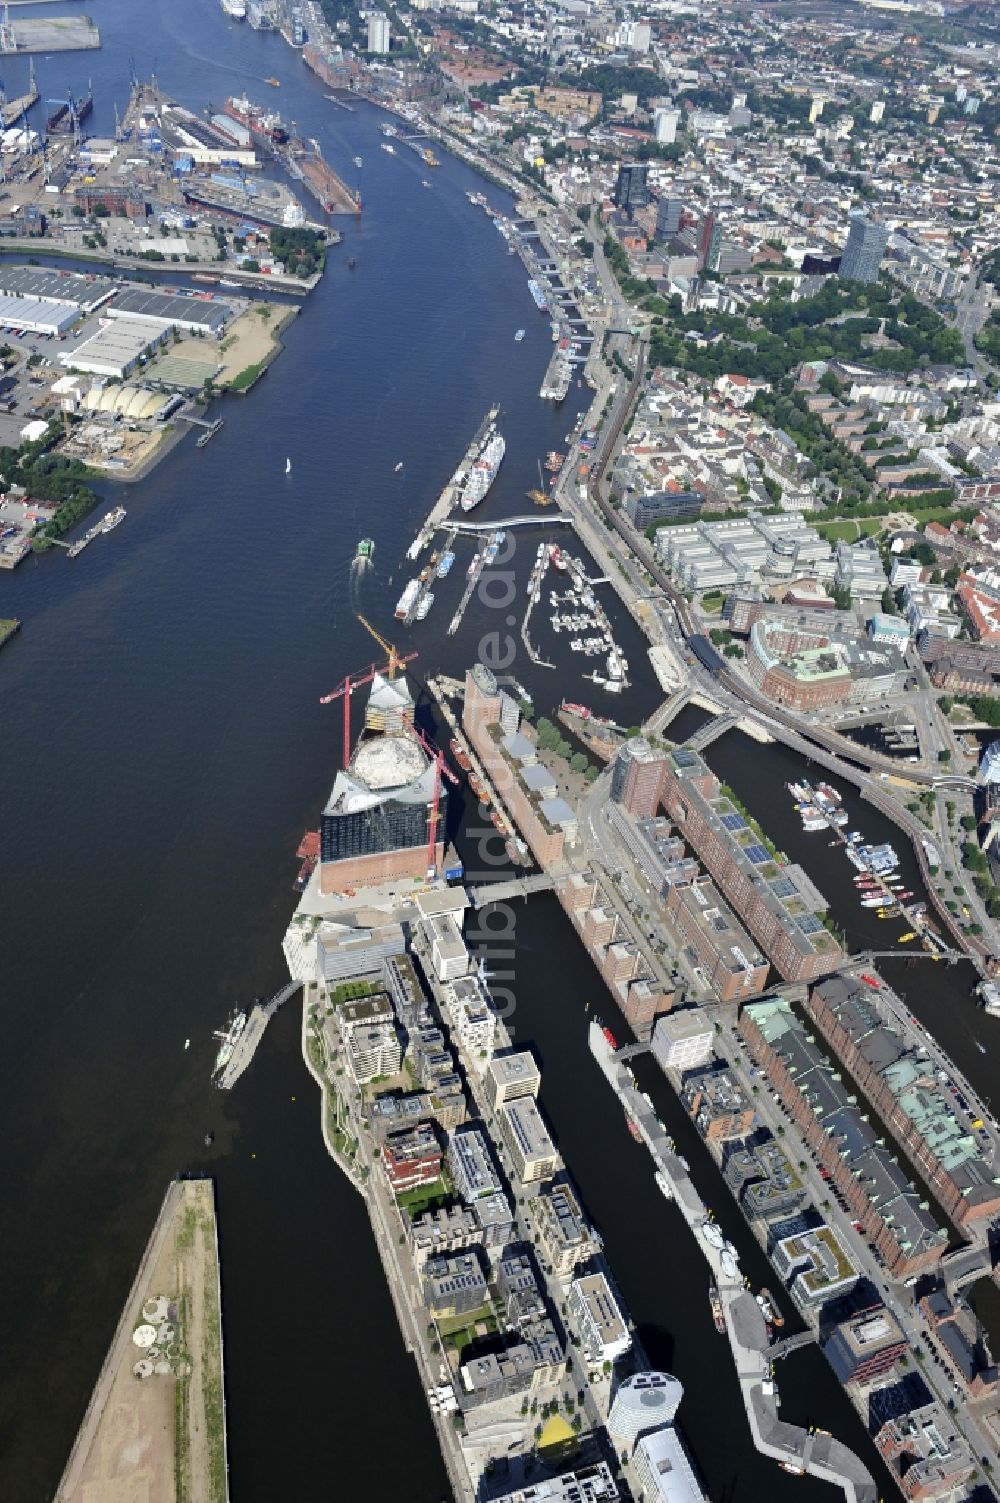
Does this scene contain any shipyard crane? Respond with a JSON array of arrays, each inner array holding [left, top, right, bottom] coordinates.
[[406, 721, 458, 878], [356, 613, 409, 678], [319, 649, 418, 770]]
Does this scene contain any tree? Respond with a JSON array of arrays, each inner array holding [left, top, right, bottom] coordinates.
[[570, 751, 588, 773]]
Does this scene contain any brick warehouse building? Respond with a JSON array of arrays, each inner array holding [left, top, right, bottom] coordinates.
[[740, 996, 947, 1277], [659, 747, 843, 982], [805, 975, 1000, 1229]]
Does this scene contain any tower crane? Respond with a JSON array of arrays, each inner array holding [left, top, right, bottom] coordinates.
[[319, 649, 418, 770], [356, 613, 409, 678], [406, 721, 458, 878]]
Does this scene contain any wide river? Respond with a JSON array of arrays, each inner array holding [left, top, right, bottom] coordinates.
[[0, 4, 992, 1500]]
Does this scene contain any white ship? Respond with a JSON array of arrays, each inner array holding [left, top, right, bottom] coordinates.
[[460, 433, 505, 512], [221, 0, 247, 18], [100, 506, 126, 532], [212, 1008, 248, 1082], [394, 579, 420, 620]]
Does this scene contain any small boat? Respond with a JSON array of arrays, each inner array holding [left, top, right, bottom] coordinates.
[[184, 1038, 191, 1050], [285, 457, 291, 475], [758, 1288, 784, 1328], [394, 461, 403, 472], [353, 155, 363, 167], [204, 1130, 215, 1147], [422, 179, 431, 188], [898, 932, 917, 943], [709, 1282, 726, 1335], [355, 538, 374, 560], [514, 328, 525, 342], [976, 1041, 987, 1054], [625, 1111, 642, 1142], [266, 76, 281, 87], [780, 1463, 806, 1477]]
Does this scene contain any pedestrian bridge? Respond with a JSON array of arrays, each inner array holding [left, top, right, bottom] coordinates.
[[454, 515, 575, 534], [468, 873, 555, 906]]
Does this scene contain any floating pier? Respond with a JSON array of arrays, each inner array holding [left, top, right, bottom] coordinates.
[[214, 979, 302, 1090], [405, 403, 499, 561]]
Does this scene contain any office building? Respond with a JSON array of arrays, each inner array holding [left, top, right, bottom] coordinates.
[[724, 1140, 806, 1221], [499, 1097, 560, 1185], [488, 1049, 540, 1110], [652, 1008, 714, 1072], [319, 675, 445, 891], [871, 1390, 975, 1499], [633, 1427, 705, 1503], [772, 1225, 857, 1309], [823, 1304, 908, 1385], [366, 11, 390, 52], [682, 1067, 756, 1141], [623, 488, 701, 531], [653, 110, 680, 145], [610, 737, 669, 819], [746, 613, 906, 711], [427, 912, 468, 981], [608, 1371, 683, 1451], [613, 161, 649, 215], [838, 214, 890, 285], [568, 1272, 631, 1365]]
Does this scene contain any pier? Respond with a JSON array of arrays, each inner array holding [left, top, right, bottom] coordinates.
[[406, 404, 499, 559], [214, 979, 302, 1090], [588, 1023, 878, 1503], [181, 414, 225, 448], [55, 1178, 228, 1503]]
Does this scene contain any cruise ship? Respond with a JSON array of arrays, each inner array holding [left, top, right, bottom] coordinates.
[[221, 0, 247, 18], [460, 432, 505, 512]]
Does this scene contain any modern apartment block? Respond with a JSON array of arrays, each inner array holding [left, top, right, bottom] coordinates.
[[740, 996, 948, 1276], [660, 748, 843, 982], [499, 1096, 561, 1185], [805, 975, 1000, 1228], [568, 1271, 632, 1365], [534, 1180, 601, 1280], [487, 1050, 541, 1111], [381, 1121, 443, 1195]]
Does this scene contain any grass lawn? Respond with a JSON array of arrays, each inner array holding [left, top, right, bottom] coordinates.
[[395, 1176, 451, 1216], [816, 516, 884, 543], [437, 1302, 495, 1339]]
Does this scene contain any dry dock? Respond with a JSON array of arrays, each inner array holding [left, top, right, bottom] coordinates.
[[56, 1178, 228, 1503]]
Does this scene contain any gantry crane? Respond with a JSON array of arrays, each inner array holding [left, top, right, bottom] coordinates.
[[407, 720, 459, 878]]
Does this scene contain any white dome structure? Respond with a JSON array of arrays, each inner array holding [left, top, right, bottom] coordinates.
[[608, 1371, 684, 1451]]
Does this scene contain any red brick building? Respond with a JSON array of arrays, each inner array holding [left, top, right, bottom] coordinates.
[[381, 1122, 442, 1195]]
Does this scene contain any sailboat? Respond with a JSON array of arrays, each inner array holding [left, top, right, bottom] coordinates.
[[285, 457, 292, 475], [394, 461, 404, 472]]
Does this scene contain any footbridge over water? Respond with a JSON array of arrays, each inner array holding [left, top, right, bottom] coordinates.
[[468, 873, 555, 906], [588, 1023, 877, 1503], [454, 515, 575, 534]]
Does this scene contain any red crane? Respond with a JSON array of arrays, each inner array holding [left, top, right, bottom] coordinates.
[[319, 651, 418, 769], [407, 721, 459, 877]]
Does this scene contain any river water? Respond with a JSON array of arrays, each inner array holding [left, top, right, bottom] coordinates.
[[0, 3, 990, 1500]]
